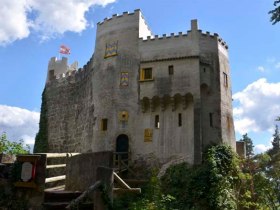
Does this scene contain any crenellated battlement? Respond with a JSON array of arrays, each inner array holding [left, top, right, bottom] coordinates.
[[139, 27, 228, 50], [140, 31, 189, 41], [97, 9, 140, 25], [47, 56, 94, 84]]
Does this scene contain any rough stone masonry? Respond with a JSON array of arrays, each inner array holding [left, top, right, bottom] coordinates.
[[34, 9, 236, 166]]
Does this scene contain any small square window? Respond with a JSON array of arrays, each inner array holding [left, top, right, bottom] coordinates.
[[155, 115, 160, 129], [101, 118, 108, 131], [140, 68, 153, 80], [168, 65, 174, 75]]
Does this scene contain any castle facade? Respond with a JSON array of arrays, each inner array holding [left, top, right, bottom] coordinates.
[[36, 9, 235, 165]]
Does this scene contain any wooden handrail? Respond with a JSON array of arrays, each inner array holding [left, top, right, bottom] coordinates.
[[45, 175, 66, 183], [46, 164, 66, 169], [66, 180, 102, 209], [35, 153, 80, 158], [114, 172, 130, 189]]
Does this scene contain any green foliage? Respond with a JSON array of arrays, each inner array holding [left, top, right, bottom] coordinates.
[[114, 143, 280, 209], [237, 153, 278, 209], [0, 132, 30, 154], [236, 124, 280, 210], [161, 145, 241, 210], [240, 133, 254, 158], [268, 125, 280, 156], [160, 163, 191, 209], [34, 88, 48, 153], [269, 0, 280, 24], [264, 152, 280, 209], [204, 145, 239, 210], [114, 169, 176, 210]]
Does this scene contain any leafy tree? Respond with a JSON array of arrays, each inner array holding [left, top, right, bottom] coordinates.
[[114, 169, 175, 210], [240, 133, 254, 158], [0, 132, 30, 154], [161, 145, 240, 210], [269, 0, 280, 24], [268, 125, 280, 156], [244, 153, 280, 210]]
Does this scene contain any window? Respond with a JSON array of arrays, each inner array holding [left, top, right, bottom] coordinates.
[[168, 65, 174, 75], [178, 113, 182, 127], [223, 72, 228, 87], [140, 68, 153, 80], [209, 113, 213, 127], [155, 115, 160, 129], [203, 68, 206, 73], [101, 118, 108, 131]]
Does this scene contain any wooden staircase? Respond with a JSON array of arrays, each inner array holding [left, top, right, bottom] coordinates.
[[41, 152, 146, 209]]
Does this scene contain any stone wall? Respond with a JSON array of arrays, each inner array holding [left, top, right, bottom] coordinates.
[[38, 9, 236, 167], [45, 68, 94, 152]]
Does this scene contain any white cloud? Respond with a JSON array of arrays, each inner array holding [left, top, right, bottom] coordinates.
[[255, 144, 271, 153], [275, 62, 280, 69], [0, 105, 40, 149], [0, 0, 116, 45], [233, 78, 280, 135], [257, 66, 265, 72], [254, 136, 273, 154], [0, 0, 32, 45]]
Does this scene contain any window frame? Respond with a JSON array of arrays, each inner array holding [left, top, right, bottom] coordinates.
[[223, 72, 228, 87], [155, 115, 160, 129], [140, 67, 153, 81]]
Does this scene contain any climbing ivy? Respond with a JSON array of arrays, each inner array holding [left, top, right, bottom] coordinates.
[[33, 88, 48, 153], [204, 145, 239, 210], [161, 145, 240, 210]]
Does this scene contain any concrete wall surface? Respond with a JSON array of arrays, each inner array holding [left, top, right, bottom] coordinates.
[[65, 151, 113, 191]]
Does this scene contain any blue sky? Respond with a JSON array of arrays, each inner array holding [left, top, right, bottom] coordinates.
[[0, 0, 279, 153]]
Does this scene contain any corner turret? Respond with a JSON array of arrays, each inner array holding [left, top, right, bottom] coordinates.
[[46, 57, 78, 83]]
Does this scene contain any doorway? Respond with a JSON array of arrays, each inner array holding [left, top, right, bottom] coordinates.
[[116, 134, 129, 162]]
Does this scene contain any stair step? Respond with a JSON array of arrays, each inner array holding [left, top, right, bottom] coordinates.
[[42, 202, 69, 210], [42, 201, 94, 210], [45, 185, 65, 191], [44, 190, 82, 202]]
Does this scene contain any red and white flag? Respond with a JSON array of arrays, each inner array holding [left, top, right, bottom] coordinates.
[[59, 45, 70, 54]]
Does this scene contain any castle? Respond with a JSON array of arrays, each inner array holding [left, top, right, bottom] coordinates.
[[35, 9, 236, 166]]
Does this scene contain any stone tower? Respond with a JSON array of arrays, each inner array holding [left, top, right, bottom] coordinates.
[[36, 9, 235, 166]]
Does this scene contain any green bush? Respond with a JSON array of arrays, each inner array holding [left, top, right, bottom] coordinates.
[[0, 132, 29, 154]]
